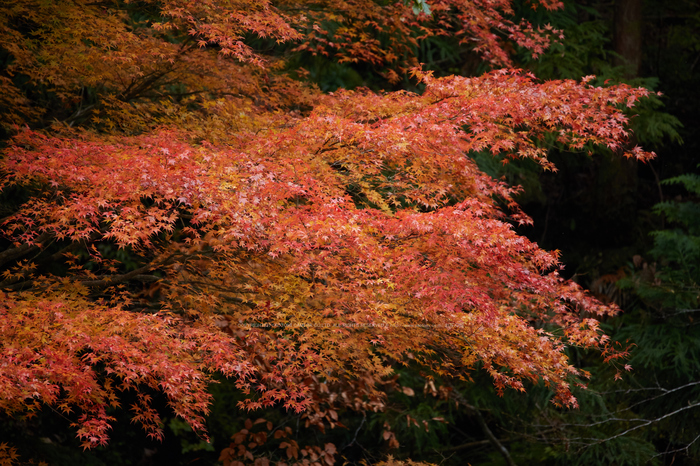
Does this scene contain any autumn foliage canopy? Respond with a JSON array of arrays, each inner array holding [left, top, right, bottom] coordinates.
[[0, 0, 651, 456]]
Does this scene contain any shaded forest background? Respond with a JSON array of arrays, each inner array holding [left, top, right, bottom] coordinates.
[[1, 0, 700, 464]]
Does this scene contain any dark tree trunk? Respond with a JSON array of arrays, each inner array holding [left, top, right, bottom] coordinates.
[[614, 0, 643, 77]]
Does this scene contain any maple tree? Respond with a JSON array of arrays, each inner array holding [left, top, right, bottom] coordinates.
[[0, 0, 655, 461]]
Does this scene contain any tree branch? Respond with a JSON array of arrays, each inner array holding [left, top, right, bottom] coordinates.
[[592, 401, 700, 445], [80, 255, 174, 288], [451, 389, 517, 466], [0, 232, 51, 268]]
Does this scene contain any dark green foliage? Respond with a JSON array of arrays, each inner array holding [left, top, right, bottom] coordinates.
[[622, 172, 700, 311]]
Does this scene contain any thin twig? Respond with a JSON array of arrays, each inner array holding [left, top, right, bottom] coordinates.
[[450, 389, 517, 466], [593, 401, 700, 445], [343, 413, 366, 450]]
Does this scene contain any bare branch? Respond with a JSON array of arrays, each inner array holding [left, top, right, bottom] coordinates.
[[592, 401, 700, 445], [451, 389, 517, 466], [652, 433, 700, 460]]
